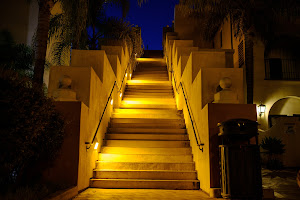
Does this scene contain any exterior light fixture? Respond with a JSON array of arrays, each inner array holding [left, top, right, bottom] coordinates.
[[94, 142, 99, 150], [126, 73, 128, 77], [110, 99, 113, 105], [120, 93, 122, 98], [257, 103, 266, 117]]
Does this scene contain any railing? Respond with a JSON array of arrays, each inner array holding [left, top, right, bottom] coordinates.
[[166, 55, 204, 152], [265, 58, 300, 80], [86, 63, 130, 150]]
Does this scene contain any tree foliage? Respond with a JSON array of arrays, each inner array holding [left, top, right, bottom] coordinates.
[[179, 0, 299, 41], [0, 70, 65, 189], [261, 136, 285, 155], [0, 30, 35, 77]]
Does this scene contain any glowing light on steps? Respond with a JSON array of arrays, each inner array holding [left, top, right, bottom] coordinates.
[[119, 93, 122, 98], [125, 73, 128, 77], [110, 99, 113, 105], [94, 142, 99, 150]]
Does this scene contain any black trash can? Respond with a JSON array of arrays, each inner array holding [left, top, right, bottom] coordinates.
[[218, 119, 262, 199]]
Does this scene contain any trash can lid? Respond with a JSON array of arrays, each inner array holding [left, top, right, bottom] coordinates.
[[218, 118, 258, 137]]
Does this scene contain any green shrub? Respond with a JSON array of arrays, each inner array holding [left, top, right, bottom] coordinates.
[[261, 136, 285, 170], [0, 70, 65, 191], [0, 30, 34, 74]]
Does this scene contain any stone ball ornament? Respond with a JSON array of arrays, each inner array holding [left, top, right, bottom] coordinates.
[[219, 77, 232, 89], [59, 75, 72, 89]]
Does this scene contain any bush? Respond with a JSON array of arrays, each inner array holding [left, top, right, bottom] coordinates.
[[0, 30, 34, 74], [261, 136, 285, 170], [0, 70, 65, 191]]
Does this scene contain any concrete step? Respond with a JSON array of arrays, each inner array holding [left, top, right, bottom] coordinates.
[[127, 80, 170, 85], [113, 108, 180, 114], [131, 77, 169, 81], [106, 134, 188, 141], [104, 140, 190, 147], [132, 76, 169, 79], [90, 179, 200, 190], [124, 92, 174, 97], [112, 113, 182, 119], [133, 71, 168, 74], [121, 99, 176, 105], [125, 89, 173, 93], [126, 85, 172, 90], [110, 118, 184, 124], [132, 73, 168, 76], [112, 108, 181, 119], [119, 104, 176, 109], [110, 122, 185, 128], [93, 170, 197, 180], [99, 154, 193, 162], [123, 94, 174, 98], [95, 161, 195, 171], [127, 81, 170, 85], [135, 68, 167, 71], [107, 128, 187, 134], [100, 147, 192, 154]]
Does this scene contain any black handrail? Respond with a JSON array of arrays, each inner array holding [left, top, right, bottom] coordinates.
[[86, 62, 131, 150], [86, 81, 117, 149], [166, 55, 204, 152]]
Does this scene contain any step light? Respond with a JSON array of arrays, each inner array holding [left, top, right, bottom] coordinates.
[[126, 73, 128, 77], [120, 93, 122, 98], [110, 99, 113, 105], [94, 142, 99, 150]]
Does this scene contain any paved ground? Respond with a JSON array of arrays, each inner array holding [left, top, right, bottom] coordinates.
[[73, 189, 219, 200], [72, 168, 300, 200], [262, 168, 300, 200]]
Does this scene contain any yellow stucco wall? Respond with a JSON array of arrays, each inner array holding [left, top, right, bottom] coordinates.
[[165, 31, 253, 195], [47, 43, 131, 191], [213, 16, 300, 130]]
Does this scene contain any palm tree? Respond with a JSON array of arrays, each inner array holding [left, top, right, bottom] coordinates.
[[34, 0, 55, 88], [49, 0, 131, 65], [34, 0, 129, 87], [33, 0, 88, 88]]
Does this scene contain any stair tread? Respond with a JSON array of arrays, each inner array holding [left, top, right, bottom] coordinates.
[[91, 179, 199, 182], [96, 161, 195, 163], [94, 169, 196, 172]]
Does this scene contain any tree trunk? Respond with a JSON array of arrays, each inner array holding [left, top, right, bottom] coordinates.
[[244, 32, 254, 104], [33, 1, 52, 88]]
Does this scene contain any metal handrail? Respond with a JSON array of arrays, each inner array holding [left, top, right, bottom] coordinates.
[[166, 55, 204, 152], [86, 61, 131, 150], [86, 81, 117, 150]]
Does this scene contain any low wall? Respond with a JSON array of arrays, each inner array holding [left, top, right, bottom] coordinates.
[[46, 42, 132, 192], [165, 32, 258, 195]]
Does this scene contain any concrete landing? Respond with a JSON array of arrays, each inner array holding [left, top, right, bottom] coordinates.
[[73, 188, 221, 200]]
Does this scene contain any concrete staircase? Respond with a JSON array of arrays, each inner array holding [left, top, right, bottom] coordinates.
[[90, 58, 200, 190]]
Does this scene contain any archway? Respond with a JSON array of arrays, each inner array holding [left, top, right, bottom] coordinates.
[[266, 96, 300, 167], [269, 96, 300, 127]]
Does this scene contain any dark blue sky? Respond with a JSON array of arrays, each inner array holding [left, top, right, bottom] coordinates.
[[106, 0, 179, 50]]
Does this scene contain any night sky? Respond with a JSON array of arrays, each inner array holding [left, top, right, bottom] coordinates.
[[106, 0, 179, 50]]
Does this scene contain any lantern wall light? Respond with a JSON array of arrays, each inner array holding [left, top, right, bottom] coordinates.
[[257, 103, 266, 117]]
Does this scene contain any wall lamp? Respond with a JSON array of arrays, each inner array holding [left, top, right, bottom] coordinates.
[[257, 103, 266, 117]]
